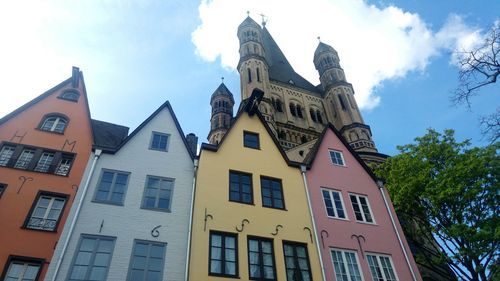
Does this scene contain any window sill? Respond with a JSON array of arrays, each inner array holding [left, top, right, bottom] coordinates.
[[92, 200, 125, 206], [21, 226, 58, 233], [35, 127, 65, 135], [326, 216, 349, 221], [355, 220, 377, 226], [148, 148, 169, 152], [208, 273, 240, 279], [229, 200, 254, 206], [262, 205, 287, 211], [140, 206, 172, 213]]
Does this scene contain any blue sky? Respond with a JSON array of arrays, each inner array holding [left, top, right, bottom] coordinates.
[[0, 0, 498, 155]]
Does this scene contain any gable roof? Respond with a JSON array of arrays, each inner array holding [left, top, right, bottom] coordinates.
[[261, 27, 321, 95], [200, 98, 303, 168], [110, 100, 195, 160], [305, 123, 380, 182], [0, 68, 95, 141]]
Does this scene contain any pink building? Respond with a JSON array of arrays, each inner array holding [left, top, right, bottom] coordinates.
[[305, 124, 422, 281]]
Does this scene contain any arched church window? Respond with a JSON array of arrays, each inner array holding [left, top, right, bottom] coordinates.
[[289, 103, 297, 117], [316, 110, 323, 123], [247, 68, 252, 83], [297, 105, 303, 118], [310, 109, 317, 122], [338, 95, 347, 111], [257, 68, 261, 82], [301, 136, 308, 144], [276, 99, 283, 112]]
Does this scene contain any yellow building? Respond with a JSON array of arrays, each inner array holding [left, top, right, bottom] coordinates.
[[188, 95, 323, 281]]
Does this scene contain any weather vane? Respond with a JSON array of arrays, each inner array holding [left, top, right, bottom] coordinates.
[[259, 13, 268, 26], [221, 76, 224, 83], [317, 36, 321, 42]]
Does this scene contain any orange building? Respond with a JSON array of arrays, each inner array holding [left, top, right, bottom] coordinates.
[[0, 67, 94, 281]]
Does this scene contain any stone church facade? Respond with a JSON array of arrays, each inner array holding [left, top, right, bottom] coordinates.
[[208, 16, 387, 164]]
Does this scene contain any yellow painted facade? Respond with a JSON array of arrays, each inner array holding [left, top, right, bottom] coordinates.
[[188, 110, 322, 281]]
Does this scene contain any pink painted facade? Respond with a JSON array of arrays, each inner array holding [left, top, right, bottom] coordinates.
[[306, 126, 422, 281]]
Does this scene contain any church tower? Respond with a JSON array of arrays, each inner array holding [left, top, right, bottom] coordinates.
[[210, 15, 387, 164], [208, 82, 234, 145], [313, 41, 378, 155]]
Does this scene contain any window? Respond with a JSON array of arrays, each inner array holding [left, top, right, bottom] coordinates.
[[55, 154, 74, 176], [260, 177, 284, 209], [244, 131, 260, 149], [40, 115, 68, 133], [248, 237, 276, 280], [349, 194, 374, 223], [0, 142, 75, 176], [25, 192, 67, 231], [209, 231, 238, 277], [229, 171, 253, 204], [14, 149, 35, 169], [141, 176, 174, 211], [0, 145, 15, 166], [331, 249, 363, 281], [93, 170, 130, 205], [283, 242, 312, 281], [127, 240, 166, 281], [67, 235, 115, 281], [310, 109, 317, 122], [2, 257, 42, 281], [289, 103, 297, 117], [150, 132, 169, 151], [367, 254, 398, 281], [248, 68, 252, 83], [0, 183, 6, 198], [329, 149, 345, 166], [33, 152, 55, 172], [59, 90, 80, 102], [322, 189, 347, 219]]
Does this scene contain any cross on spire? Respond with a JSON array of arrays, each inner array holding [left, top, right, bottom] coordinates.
[[221, 76, 224, 84], [259, 13, 268, 26]]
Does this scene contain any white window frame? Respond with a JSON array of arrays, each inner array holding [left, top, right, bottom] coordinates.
[[33, 152, 55, 172], [329, 149, 346, 166], [40, 116, 67, 133], [4, 259, 41, 281], [349, 193, 375, 224], [0, 145, 15, 166], [330, 248, 364, 281], [366, 253, 399, 281], [14, 149, 35, 169], [26, 194, 67, 231], [321, 188, 348, 220]]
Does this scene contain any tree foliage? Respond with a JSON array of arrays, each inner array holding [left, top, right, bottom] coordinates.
[[374, 129, 499, 281], [453, 24, 499, 143]]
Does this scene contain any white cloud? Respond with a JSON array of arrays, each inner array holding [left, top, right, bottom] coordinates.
[[192, 0, 484, 110]]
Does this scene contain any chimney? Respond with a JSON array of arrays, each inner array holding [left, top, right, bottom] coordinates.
[[72, 66, 80, 88], [186, 133, 198, 157]]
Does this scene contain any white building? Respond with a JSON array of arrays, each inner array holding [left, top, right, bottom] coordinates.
[[44, 101, 196, 281]]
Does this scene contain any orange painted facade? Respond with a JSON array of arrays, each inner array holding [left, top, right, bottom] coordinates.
[[0, 69, 94, 280]]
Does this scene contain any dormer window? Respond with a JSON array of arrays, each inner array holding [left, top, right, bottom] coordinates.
[[59, 90, 80, 102], [40, 115, 68, 133]]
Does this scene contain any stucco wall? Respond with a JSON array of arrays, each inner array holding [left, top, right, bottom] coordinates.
[[189, 112, 322, 281], [306, 129, 421, 281]]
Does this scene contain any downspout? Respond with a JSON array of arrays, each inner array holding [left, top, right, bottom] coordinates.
[[377, 180, 418, 281], [300, 165, 327, 281], [184, 158, 199, 281], [51, 149, 102, 281]]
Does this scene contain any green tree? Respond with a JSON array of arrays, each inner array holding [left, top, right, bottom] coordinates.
[[374, 129, 499, 281]]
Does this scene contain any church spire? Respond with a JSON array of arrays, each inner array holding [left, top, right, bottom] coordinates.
[[208, 81, 234, 145]]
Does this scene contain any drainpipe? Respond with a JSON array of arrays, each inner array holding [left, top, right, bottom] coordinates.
[[51, 149, 102, 281], [377, 180, 418, 281], [300, 165, 327, 281], [184, 158, 199, 281]]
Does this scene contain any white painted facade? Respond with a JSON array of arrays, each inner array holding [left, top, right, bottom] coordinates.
[[44, 105, 194, 281]]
